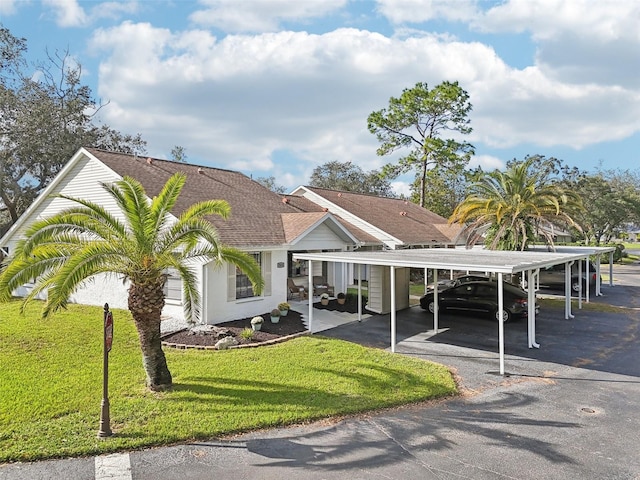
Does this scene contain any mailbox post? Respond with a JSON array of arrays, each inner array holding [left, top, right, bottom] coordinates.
[[97, 303, 113, 438]]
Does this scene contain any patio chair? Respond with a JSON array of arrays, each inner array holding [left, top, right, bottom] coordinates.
[[287, 278, 307, 300], [313, 276, 335, 296]]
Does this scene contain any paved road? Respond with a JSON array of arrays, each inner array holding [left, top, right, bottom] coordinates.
[[2, 264, 640, 479]]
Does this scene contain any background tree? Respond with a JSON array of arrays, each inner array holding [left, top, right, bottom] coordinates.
[[255, 175, 287, 194], [367, 81, 474, 208], [0, 27, 146, 234], [565, 168, 640, 244], [308, 160, 393, 196], [450, 156, 584, 250], [412, 162, 471, 217], [170, 145, 187, 163], [0, 173, 263, 391]]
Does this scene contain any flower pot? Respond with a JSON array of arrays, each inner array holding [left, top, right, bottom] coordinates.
[[320, 298, 329, 306], [279, 309, 289, 316], [337, 298, 346, 305], [270, 315, 280, 323], [252, 323, 262, 331]]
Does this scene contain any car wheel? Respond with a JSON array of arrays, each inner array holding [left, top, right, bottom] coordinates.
[[428, 301, 435, 314], [494, 309, 511, 323], [571, 281, 582, 292]]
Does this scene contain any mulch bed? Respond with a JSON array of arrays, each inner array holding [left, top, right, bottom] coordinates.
[[313, 296, 364, 314], [162, 310, 307, 348], [162, 296, 367, 349]]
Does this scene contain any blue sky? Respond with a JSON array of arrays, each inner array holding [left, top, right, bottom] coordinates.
[[1, 0, 638, 195]]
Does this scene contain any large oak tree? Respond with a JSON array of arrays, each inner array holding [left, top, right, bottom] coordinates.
[[0, 27, 146, 234]]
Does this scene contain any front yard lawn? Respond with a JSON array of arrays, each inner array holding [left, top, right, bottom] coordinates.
[[0, 300, 456, 463]]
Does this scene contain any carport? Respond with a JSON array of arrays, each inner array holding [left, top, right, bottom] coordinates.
[[294, 247, 616, 375]]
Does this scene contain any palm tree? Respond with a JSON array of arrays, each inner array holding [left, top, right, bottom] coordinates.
[[0, 173, 263, 391], [450, 157, 584, 250]]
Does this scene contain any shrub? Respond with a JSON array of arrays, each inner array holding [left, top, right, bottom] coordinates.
[[271, 308, 281, 317], [278, 302, 290, 311], [240, 328, 254, 340]]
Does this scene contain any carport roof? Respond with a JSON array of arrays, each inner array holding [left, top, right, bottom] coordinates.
[[294, 246, 616, 274]]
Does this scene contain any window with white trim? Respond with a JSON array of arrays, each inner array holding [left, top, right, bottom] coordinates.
[[236, 253, 260, 299], [227, 251, 271, 301]]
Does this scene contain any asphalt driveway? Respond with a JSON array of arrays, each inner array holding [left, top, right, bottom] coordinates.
[[2, 264, 639, 479]]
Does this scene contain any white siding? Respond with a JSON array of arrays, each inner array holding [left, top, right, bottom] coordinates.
[[366, 266, 410, 314], [5, 154, 122, 250], [204, 249, 289, 324], [292, 223, 351, 250]]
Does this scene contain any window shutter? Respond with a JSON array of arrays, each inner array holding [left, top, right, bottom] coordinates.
[[227, 262, 236, 302], [263, 251, 272, 297]]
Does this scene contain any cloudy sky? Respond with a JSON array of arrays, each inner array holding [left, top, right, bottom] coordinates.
[[1, 0, 639, 194]]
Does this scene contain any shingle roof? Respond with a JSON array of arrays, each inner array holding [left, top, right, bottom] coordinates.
[[304, 186, 462, 245], [89, 148, 298, 248], [283, 194, 382, 245]]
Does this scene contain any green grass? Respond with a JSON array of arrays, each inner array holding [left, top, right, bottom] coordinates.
[[0, 300, 456, 463], [538, 297, 630, 313]]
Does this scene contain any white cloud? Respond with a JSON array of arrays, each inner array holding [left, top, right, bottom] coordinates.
[[190, 0, 348, 33], [43, 0, 88, 27], [475, 0, 640, 89], [469, 155, 505, 171], [375, 0, 479, 24], [0, 0, 17, 16], [88, 20, 640, 177], [41, 0, 139, 28], [390, 181, 412, 197]]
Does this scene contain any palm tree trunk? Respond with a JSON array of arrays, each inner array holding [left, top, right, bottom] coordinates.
[[128, 281, 173, 391]]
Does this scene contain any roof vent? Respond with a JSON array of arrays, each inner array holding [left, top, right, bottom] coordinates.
[[400, 211, 407, 216], [146, 157, 153, 165], [337, 192, 342, 197], [282, 197, 289, 204], [322, 207, 329, 212], [198, 167, 204, 174]]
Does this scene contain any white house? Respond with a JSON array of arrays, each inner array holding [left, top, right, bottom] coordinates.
[[1, 148, 463, 323]]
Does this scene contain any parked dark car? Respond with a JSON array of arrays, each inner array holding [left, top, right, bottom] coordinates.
[[426, 274, 491, 292], [420, 279, 536, 323], [536, 260, 599, 293], [507, 260, 600, 294]]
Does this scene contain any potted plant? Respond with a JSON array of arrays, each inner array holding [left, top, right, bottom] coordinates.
[[336, 292, 346, 305], [250, 315, 264, 331], [320, 293, 330, 306], [278, 302, 290, 316], [270, 308, 281, 323]]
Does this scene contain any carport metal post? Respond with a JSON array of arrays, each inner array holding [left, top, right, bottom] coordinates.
[[433, 268, 439, 332], [565, 261, 574, 319], [308, 264, 314, 333], [498, 273, 505, 375], [527, 269, 540, 349], [595, 254, 602, 296], [357, 263, 362, 321], [390, 266, 396, 353], [578, 260, 583, 309], [609, 251, 614, 286]]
